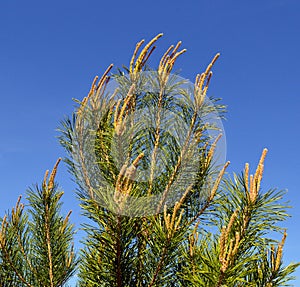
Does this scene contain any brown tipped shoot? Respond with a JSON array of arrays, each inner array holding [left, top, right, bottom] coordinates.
[[48, 158, 61, 191], [130, 33, 163, 78], [246, 148, 268, 203]]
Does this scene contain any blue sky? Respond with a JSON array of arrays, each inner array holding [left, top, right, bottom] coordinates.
[[0, 0, 299, 284]]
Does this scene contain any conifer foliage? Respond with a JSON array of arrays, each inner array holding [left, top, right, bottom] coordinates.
[[1, 34, 299, 286], [59, 34, 299, 286], [0, 159, 76, 287]]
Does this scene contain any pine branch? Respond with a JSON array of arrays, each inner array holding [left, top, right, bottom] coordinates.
[[57, 34, 299, 286], [0, 159, 77, 287]]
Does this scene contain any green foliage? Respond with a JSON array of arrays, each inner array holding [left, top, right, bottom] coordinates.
[[1, 34, 299, 287], [58, 34, 299, 286], [0, 160, 77, 287], [180, 176, 300, 286]]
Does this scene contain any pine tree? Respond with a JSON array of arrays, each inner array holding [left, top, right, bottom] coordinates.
[[0, 159, 77, 287], [1, 34, 299, 287], [58, 33, 299, 286]]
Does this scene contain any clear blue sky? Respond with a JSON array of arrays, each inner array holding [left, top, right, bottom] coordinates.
[[1, 0, 299, 284]]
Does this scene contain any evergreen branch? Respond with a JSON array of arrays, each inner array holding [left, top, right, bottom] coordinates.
[[147, 237, 170, 287], [0, 210, 33, 287], [116, 216, 122, 287], [0, 245, 33, 287], [187, 160, 230, 226], [15, 216, 40, 284], [44, 159, 62, 287], [55, 35, 299, 287], [45, 202, 54, 287]]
